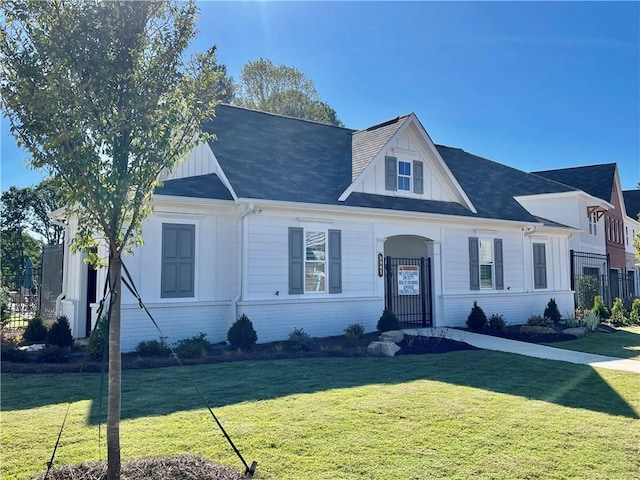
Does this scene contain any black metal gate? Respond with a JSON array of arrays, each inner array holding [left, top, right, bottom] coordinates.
[[570, 250, 610, 308], [385, 256, 432, 328]]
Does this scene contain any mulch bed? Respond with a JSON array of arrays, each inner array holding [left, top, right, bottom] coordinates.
[[397, 335, 479, 355]]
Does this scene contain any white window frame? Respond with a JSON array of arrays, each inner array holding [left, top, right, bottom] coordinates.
[[478, 238, 494, 289], [304, 229, 328, 293], [588, 211, 598, 236], [397, 160, 412, 192]]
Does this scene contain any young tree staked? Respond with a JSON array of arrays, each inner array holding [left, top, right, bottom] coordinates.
[[1, 1, 220, 478]]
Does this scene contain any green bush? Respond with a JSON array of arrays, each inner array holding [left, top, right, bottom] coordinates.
[[87, 316, 109, 361], [46, 315, 74, 348], [488, 314, 505, 331], [466, 301, 487, 331], [176, 332, 211, 359], [1, 344, 32, 363], [287, 328, 315, 351], [135, 338, 171, 357], [527, 315, 554, 328], [630, 298, 640, 325], [377, 309, 400, 332], [0, 286, 11, 328], [592, 295, 609, 320], [344, 323, 365, 339], [22, 314, 48, 343], [564, 314, 579, 328], [577, 275, 599, 310], [38, 345, 70, 363], [543, 298, 561, 323], [227, 314, 258, 349], [583, 311, 601, 332]]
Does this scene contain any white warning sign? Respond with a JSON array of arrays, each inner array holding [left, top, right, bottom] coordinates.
[[397, 265, 420, 295]]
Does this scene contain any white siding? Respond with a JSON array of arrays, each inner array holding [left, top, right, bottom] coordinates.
[[159, 142, 218, 181]]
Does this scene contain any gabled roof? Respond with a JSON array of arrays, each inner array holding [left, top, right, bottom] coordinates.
[[154, 105, 576, 226], [623, 189, 640, 219], [436, 145, 577, 222], [532, 163, 617, 202], [351, 115, 410, 181]]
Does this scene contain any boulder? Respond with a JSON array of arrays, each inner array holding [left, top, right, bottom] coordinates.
[[379, 330, 405, 343], [520, 325, 556, 335], [562, 327, 587, 337], [367, 341, 401, 357]]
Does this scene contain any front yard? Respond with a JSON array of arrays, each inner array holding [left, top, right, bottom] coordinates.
[[542, 326, 640, 360], [2, 349, 639, 479]]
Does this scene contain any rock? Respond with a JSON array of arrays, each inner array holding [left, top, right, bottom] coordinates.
[[520, 325, 556, 335], [562, 327, 587, 337], [367, 341, 401, 357], [379, 330, 405, 343], [18, 344, 45, 352]]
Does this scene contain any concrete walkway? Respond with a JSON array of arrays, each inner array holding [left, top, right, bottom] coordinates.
[[403, 327, 640, 374]]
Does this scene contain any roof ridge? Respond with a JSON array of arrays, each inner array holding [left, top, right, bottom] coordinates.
[[532, 162, 617, 174], [357, 114, 411, 133]]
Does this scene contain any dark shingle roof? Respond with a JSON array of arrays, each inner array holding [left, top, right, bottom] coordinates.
[[532, 164, 616, 202], [154, 105, 576, 226], [155, 173, 233, 201], [436, 145, 577, 222], [352, 116, 409, 181], [623, 189, 640, 219]]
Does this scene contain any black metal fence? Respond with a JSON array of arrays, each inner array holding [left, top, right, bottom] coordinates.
[[2, 273, 41, 328]]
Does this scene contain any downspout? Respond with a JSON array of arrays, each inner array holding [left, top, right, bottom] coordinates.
[[232, 203, 255, 324], [52, 218, 69, 317]]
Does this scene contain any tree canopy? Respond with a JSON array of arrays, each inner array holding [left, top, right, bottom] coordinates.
[[1, 1, 221, 478], [234, 58, 343, 126]]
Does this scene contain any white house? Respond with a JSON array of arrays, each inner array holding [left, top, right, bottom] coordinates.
[[56, 105, 580, 351]]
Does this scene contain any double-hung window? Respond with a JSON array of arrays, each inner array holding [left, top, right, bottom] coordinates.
[[398, 161, 412, 191], [385, 156, 424, 194], [289, 227, 342, 294], [533, 243, 547, 289], [469, 237, 504, 291], [588, 211, 597, 236]]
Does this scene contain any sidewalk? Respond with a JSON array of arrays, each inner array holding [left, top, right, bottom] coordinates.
[[404, 327, 640, 374]]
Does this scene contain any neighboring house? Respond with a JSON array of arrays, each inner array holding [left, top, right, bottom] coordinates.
[[622, 189, 640, 296], [56, 105, 579, 350], [534, 164, 635, 305]]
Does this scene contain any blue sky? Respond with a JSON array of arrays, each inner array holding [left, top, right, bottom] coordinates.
[[2, 1, 639, 192]]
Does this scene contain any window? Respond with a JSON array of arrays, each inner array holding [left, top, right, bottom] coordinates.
[[469, 237, 503, 291], [626, 226, 629, 245], [588, 211, 597, 236], [384, 156, 424, 194], [289, 227, 341, 294], [398, 161, 411, 191], [533, 243, 547, 289], [161, 223, 195, 298]]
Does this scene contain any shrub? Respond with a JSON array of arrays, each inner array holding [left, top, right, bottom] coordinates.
[[609, 298, 628, 326], [466, 301, 487, 331], [287, 328, 315, 351], [87, 316, 109, 361], [564, 314, 579, 328], [583, 311, 601, 332], [543, 298, 561, 323], [227, 314, 258, 349], [176, 332, 211, 359], [46, 315, 74, 348], [1, 344, 32, 362], [577, 275, 599, 310], [22, 314, 48, 343], [527, 315, 554, 328], [630, 298, 640, 325], [38, 345, 70, 363], [592, 295, 609, 320], [377, 309, 400, 332], [488, 314, 505, 331], [610, 297, 627, 318], [344, 322, 365, 339], [0, 286, 11, 328], [135, 338, 171, 357]]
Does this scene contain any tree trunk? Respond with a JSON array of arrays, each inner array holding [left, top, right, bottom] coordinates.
[[107, 248, 122, 480]]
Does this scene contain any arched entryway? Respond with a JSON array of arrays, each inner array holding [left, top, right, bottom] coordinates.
[[384, 235, 434, 328]]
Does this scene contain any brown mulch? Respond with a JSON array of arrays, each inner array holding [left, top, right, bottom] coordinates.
[[31, 454, 251, 480]]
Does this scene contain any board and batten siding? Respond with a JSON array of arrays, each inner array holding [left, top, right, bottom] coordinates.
[[159, 142, 218, 181]]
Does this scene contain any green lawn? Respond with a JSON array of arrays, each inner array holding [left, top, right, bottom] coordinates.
[[544, 326, 640, 360], [2, 351, 639, 480]]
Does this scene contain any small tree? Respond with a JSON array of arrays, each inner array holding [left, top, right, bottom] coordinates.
[[23, 314, 48, 343], [592, 295, 610, 320], [227, 314, 258, 350], [467, 301, 487, 331], [543, 298, 561, 323], [377, 309, 400, 332], [46, 315, 74, 348]]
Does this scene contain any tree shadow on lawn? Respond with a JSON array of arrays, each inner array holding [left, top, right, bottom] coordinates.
[[4, 350, 637, 421], [104, 351, 637, 422]]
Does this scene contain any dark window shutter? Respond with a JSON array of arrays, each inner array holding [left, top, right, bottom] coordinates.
[[328, 229, 342, 294], [289, 227, 304, 294], [161, 224, 195, 298], [413, 160, 424, 194], [494, 238, 504, 290], [533, 243, 547, 289], [469, 237, 479, 290], [385, 156, 397, 191]]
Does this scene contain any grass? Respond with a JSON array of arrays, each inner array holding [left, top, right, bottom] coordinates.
[[2, 351, 639, 480], [543, 326, 640, 360]]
